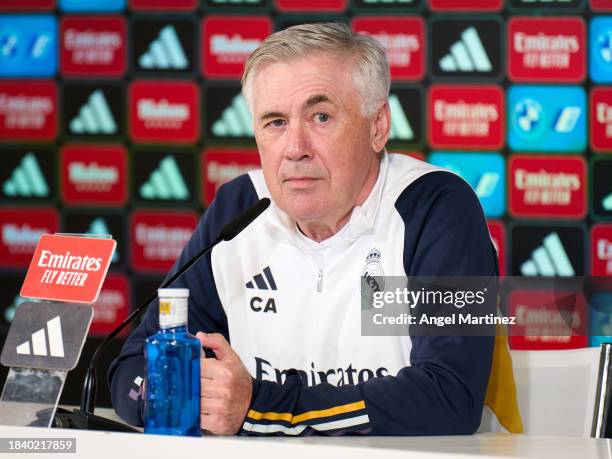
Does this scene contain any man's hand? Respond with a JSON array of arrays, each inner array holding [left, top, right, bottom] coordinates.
[[196, 332, 253, 435]]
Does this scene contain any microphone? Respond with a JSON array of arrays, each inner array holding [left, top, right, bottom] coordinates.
[[66, 197, 271, 432]]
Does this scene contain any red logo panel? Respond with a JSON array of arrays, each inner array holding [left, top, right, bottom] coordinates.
[[508, 17, 586, 83], [428, 0, 502, 11], [61, 145, 127, 206], [90, 273, 130, 336], [202, 16, 272, 79], [509, 154, 586, 219], [591, 87, 612, 152], [0, 208, 58, 269], [488, 220, 506, 276], [21, 234, 116, 304], [591, 0, 612, 11], [130, 0, 196, 10], [0, 81, 57, 141], [275, 0, 347, 12], [352, 17, 425, 81], [0, 0, 54, 10], [428, 85, 504, 150], [129, 81, 199, 144], [202, 148, 261, 205], [131, 210, 198, 273], [592, 224, 612, 276], [509, 290, 588, 350], [61, 16, 126, 77]]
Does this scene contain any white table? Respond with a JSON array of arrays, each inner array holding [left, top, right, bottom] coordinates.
[[0, 423, 610, 459]]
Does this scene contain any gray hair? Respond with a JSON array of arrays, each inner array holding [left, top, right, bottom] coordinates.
[[241, 22, 390, 118]]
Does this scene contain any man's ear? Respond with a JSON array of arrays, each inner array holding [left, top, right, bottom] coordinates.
[[371, 101, 391, 153]]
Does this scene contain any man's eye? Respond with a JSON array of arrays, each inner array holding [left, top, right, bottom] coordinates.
[[266, 119, 285, 128], [315, 113, 330, 123]]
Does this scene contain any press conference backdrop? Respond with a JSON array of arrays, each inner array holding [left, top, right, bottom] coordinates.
[[0, 0, 612, 406]]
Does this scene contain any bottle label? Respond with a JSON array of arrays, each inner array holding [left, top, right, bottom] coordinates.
[[159, 297, 187, 328]]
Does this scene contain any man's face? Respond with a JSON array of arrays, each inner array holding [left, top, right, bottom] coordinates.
[[249, 53, 386, 227]]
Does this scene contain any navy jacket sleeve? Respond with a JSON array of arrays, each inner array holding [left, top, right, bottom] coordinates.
[[107, 175, 258, 426], [241, 171, 497, 436]]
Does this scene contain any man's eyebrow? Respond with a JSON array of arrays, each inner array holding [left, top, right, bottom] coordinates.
[[259, 111, 285, 122], [258, 95, 334, 122], [304, 94, 333, 109]]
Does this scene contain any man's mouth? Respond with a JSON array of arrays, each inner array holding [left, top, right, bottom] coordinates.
[[283, 177, 320, 187]]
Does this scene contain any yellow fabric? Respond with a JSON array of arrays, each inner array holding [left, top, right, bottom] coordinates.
[[247, 400, 366, 425], [484, 330, 523, 433]]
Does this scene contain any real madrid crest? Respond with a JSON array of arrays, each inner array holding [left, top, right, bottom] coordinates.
[[361, 248, 385, 305]]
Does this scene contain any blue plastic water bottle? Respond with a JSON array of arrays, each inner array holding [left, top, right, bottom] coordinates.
[[144, 288, 201, 436]]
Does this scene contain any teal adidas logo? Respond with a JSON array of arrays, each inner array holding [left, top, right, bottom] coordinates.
[[212, 94, 253, 138], [140, 155, 189, 200], [70, 90, 117, 135], [87, 218, 119, 263], [3, 153, 49, 198], [388, 94, 414, 141]]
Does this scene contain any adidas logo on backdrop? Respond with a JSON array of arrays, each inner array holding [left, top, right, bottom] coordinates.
[[132, 18, 194, 74], [69, 90, 117, 135], [139, 26, 188, 70], [3, 153, 49, 198], [63, 84, 123, 138], [431, 19, 502, 79], [139, 156, 189, 201], [438, 27, 492, 73], [520, 232, 575, 276]]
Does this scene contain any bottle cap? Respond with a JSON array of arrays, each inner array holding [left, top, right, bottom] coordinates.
[[158, 288, 189, 298]]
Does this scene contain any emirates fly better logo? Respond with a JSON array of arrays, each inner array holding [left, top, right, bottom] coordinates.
[[0, 81, 57, 141], [508, 17, 585, 82], [129, 81, 199, 144], [352, 17, 425, 81], [60, 15, 126, 77], [90, 273, 129, 336], [202, 148, 261, 204], [428, 85, 504, 149], [130, 210, 197, 272], [202, 16, 271, 79], [509, 155, 586, 219]]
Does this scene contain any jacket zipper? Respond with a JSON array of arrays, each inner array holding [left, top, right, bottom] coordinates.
[[317, 269, 323, 293]]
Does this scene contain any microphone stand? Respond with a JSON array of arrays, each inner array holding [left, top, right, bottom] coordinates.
[[57, 198, 270, 432]]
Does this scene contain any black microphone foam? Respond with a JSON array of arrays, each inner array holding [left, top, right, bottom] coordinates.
[[219, 197, 270, 241]]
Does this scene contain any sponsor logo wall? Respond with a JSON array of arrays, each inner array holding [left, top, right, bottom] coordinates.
[[0, 1, 610, 349]]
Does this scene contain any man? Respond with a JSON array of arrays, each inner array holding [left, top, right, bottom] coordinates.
[[109, 22, 522, 436]]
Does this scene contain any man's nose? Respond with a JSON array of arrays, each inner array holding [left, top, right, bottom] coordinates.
[[284, 122, 312, 161]]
